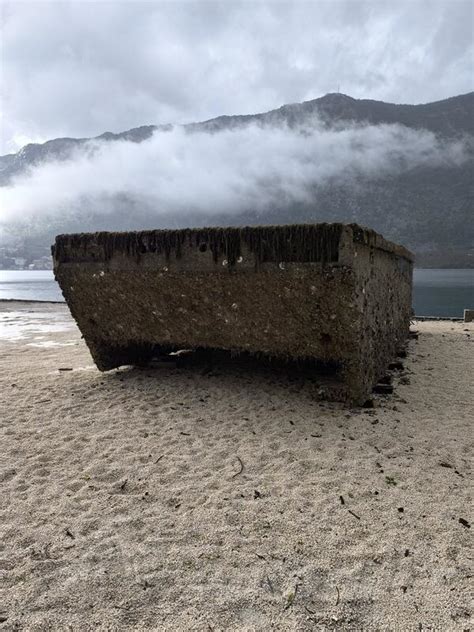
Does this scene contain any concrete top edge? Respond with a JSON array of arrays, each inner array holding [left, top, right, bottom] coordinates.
[[52, 222, 414, 263], [347, 224, 415, 261]]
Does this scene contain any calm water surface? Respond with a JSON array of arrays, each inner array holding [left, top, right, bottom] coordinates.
[[412, 269, 473, 317], [0, 268, 472, 317], [0, 270, 63, 302]]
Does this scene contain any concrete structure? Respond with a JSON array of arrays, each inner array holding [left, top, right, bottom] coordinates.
[[464, 309, 474, 323], [52, 223, 414, 403]]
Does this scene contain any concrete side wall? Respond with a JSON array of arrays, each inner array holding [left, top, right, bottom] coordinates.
[[56, 254, 360, 370], [344, 241, 413, 398]]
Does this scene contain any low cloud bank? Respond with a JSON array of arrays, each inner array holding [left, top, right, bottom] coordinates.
[[0, 118, 469, 238]]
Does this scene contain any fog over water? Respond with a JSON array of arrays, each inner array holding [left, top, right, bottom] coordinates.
[[0, 120, 469, 236]]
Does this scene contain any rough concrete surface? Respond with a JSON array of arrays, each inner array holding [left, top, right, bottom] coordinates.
[[53, 224, 413, 403]]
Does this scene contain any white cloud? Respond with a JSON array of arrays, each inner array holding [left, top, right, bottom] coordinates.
[[0, 118, 468, 229]]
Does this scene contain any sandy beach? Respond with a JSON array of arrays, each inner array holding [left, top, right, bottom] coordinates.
[[0, 301, 472, 631]]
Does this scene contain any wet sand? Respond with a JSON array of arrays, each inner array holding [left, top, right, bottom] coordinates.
[[0, 301, 472, 630]]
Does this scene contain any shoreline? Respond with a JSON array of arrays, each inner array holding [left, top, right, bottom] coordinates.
[[0, 298, 65, 304]]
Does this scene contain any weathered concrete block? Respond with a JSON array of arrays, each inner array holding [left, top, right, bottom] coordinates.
[[464, 309, 474, 323], [52, 223, 414, 404]]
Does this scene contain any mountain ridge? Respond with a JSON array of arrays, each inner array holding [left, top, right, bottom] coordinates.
[[1, 91, 473, 267], [2, 91, 473, 183]]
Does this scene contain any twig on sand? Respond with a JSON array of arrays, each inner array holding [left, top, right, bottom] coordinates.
[[266, 575, 274, 594], [348, 509, 361, 520], [335, 585, 340, 606], [232, 456, 244, 478], [154, 455, 164, 464]]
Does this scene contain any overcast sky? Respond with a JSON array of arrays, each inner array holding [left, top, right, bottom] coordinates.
[[1, 0, 473, 154]]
